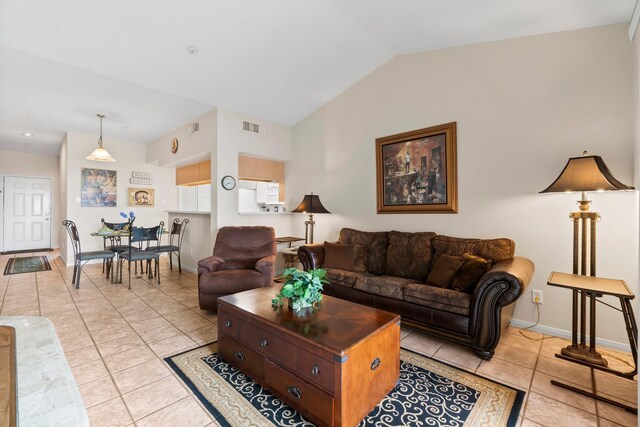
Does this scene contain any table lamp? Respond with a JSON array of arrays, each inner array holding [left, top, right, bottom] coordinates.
[[540, 151, 634, 365], [292, 193, 331, 244]]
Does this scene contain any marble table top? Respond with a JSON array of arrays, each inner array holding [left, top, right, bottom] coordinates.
[[0, 316, 89, 426]]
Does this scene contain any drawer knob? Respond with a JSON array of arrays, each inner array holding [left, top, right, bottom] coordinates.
[[225, 320, 232, 328], [235, 351, 245, 361], [287, 386, 302, 400], [311, 365, 320, 376], [260, 339, 268, 347], [371, 357, 381, 371]]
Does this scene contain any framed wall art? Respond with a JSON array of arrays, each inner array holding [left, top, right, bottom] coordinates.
[[376, 122, 457, 213], [81, 167, 117, 207], [128, 187, 155, 207]]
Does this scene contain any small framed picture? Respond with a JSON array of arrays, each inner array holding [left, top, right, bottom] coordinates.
[[128, 187, 154, 207]]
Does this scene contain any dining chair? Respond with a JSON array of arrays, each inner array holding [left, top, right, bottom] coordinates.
[[146, 218, 189, 273], [63, 220, 115, 289], [118, 223, 163, 288], [100, 218, 134, 273]]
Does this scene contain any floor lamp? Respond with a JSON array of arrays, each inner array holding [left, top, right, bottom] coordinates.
[[540, 151, 634, 365], [292, 193, 331, 244]]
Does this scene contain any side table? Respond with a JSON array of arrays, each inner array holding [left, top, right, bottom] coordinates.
[[547, 271, 637, 413]]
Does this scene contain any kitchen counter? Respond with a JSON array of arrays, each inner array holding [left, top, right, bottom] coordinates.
[[238, 211, 292, 215]]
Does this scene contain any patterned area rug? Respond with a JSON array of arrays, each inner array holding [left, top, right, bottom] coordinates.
[[3, 256, 51, 275], [166, 342, 524, 427]]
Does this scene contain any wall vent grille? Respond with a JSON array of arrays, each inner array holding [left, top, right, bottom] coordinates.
[[242, 121, 265, 135], [187, 122, 200, 135]]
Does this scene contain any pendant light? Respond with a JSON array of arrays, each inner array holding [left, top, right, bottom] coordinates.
[[86, 114, 115, 162]]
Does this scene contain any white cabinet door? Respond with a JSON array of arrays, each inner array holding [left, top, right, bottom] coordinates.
[[256, 182, 268, 203]]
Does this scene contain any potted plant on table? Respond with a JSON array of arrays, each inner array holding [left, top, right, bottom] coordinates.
[[272, 268, 328, 313]]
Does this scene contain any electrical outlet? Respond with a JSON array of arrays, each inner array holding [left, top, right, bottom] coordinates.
[[532, 290, 543, 304]]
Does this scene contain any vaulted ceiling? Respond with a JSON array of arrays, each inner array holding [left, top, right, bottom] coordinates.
[[0, 0, 635, 154]]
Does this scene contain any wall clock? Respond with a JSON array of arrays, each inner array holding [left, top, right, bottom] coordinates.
[[221, 175, 236, 190], [171, 138, 179, 153]]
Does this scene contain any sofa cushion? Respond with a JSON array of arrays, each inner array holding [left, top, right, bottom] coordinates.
[[339, 228, 388, 275], [323, 241, 368, 272], [404, 283, 471, 316], [199, 270, 266, 294], [324, 268, 371, 289], [426, 254, 464, 288], [384, 231, 436, 281], [450, 253, 492, 293], [353, 275, 417, 300], [432, 235, 515, 263]]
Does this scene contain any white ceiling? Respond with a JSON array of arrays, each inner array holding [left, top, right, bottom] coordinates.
[[0, 0, 635, 155]]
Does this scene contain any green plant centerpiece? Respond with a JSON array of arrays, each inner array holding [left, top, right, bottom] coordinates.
[[272, 268, 328, 312]]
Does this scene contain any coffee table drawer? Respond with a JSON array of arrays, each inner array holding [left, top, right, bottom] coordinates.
[[219, 334, 264, 382], [239, 326, 298, 370], [218, 310, 241, 339], [298, 349, 334, 392], [265, 359, 333, 426]]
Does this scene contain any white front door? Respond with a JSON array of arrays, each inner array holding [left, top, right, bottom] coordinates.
[[3, 176, 51, 252]]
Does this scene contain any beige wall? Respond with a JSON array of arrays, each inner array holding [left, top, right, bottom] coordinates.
[[290, 24, 638, 346], [0, 149, 61, 249], [61, 132, 177, 263]]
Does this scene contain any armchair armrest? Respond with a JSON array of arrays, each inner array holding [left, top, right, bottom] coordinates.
[[297, 244, 325, 271], [469, 256, 535, 358], [255, 254, 276, 286], [198, 256, 225, 274]]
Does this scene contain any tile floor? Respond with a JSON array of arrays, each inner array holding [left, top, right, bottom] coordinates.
[[0, 250, 637, 426]]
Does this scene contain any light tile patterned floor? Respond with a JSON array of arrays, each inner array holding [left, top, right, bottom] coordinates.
[[0, 250, 637, 426]]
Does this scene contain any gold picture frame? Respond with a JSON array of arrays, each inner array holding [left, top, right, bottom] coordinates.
[[128, 187, 155, 207], [376, 122, 457, 213]]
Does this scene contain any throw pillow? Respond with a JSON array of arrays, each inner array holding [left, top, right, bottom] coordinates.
[[450, 253, 492, 293], [425, 254, 464, 288], [323, 241, 368, 272]]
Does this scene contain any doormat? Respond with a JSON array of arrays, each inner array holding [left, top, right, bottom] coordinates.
[[1, 248, 52, 255], [166, 342, 524, 427], [3, 256, 52, 275]]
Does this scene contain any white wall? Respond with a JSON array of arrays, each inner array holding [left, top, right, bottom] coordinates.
[[290, 24, 638, 345], [0, 149, 61, 250], [61, 132, 177, 263]]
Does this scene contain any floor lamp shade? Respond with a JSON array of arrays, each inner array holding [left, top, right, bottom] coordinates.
[[292, 194, 331, 244], [540, 155, 634, 195]]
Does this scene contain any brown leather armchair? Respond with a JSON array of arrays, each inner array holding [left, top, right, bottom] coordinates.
[[198, 226, 276, 311]]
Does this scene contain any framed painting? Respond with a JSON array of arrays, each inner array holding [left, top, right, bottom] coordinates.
[[376, 122, 457, 213], [128, 187, 154, 207], [81, 168, 117, 207]]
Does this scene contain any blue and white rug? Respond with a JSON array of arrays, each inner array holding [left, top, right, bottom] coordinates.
[[166, 342, 524, 426]]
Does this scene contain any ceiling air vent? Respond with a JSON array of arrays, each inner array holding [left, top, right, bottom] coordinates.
[[242, 120, 266, 135], [187, 122, 199, 135]]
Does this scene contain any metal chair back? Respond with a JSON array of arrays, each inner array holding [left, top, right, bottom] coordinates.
[[62, 220, 82, 259], [169, 218, 189, 248]]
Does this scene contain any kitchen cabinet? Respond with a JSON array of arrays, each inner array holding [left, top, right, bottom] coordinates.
[[176, 160, 211, 186]]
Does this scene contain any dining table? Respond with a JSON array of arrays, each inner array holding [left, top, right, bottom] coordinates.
[[91, 227, 167, 284]]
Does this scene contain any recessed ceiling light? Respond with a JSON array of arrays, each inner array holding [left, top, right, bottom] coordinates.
[[21, 132, 34, 137], [186, 45, 199, 55]]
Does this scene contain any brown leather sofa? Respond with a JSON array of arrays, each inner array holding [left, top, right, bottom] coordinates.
[[198, 226, 276, 311], [298, 228, 534, 359]]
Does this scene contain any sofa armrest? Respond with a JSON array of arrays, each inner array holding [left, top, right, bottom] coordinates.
[[297, 244, 325, 271], [198, 256, 225, 274], [468, 256, 535, 358]]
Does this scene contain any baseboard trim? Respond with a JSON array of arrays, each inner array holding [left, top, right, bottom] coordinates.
[[509, 319, 632, 353]]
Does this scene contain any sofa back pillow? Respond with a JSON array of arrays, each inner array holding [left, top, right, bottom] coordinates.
[[432, 235, 515, 264], [339, 228, 388, 275], [323, 241, 368, 272], [425, 254, 464, 288], [450, 253, 492, 293], [384, 231, 436, 281]]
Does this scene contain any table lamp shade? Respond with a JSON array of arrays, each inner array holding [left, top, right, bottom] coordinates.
[[540, 155, 634, 193], [292, 194, 331, 214]]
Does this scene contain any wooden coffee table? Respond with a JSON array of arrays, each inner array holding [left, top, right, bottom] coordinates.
[[218, 287, 400, 427]]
